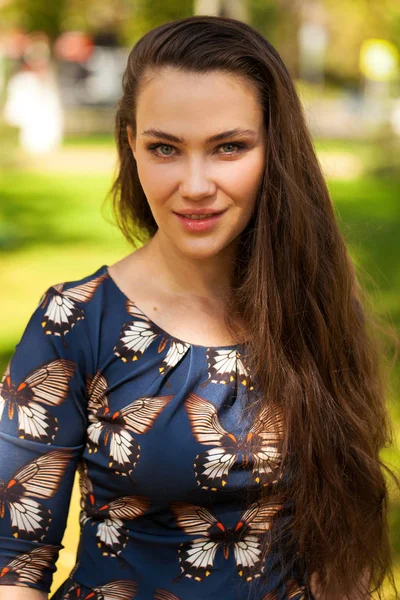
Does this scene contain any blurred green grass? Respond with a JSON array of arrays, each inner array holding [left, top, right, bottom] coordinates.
[[0, 133, 399, 597]]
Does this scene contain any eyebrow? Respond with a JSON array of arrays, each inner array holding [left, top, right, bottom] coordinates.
[[140, 128, 257, 144]]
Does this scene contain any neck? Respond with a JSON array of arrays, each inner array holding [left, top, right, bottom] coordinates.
[[142, 230, 237, 302]]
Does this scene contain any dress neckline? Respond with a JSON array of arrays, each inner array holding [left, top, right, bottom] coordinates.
[[101, 264, 242, 351]]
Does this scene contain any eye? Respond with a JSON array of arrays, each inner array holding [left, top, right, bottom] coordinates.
[[147, 143, 176, 158], [146, 141, 248, 160], [217, 143, 247, 155]]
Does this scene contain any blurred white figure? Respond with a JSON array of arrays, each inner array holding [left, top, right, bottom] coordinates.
[[4, 34, 64, 155]]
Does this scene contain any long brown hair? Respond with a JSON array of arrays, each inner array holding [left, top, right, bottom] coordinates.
[[110, 15, 399, 598]]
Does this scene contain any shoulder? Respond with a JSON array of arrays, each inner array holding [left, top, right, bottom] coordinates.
[[13, 264, 110, 374], [43, 263, 109, 301], [35, 265, 109, 354], [38, 264, 109, 336], [7, 265, 111, 410], [45, 263, 109, 297]]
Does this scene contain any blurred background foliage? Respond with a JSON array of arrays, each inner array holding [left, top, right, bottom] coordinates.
[[0, 0, 399, 597], [1, 0, 400, 79]]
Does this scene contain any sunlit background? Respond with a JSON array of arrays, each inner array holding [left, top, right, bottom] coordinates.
[[0, 0, 399, 596]]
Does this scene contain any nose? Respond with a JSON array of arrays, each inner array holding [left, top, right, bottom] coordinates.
[[179, 156, 216, 200]]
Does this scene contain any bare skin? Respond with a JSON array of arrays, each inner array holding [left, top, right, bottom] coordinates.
[[107, 243, 243, 347]]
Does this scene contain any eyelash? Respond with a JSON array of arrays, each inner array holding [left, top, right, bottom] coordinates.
[[146, 142, 248, 160]]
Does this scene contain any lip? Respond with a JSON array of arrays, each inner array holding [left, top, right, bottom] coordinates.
[[174, 210, 226, 232], [174, 208, 226, 216]]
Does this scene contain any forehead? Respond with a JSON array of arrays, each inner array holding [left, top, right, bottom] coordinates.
[[135, 66, 263, 131]]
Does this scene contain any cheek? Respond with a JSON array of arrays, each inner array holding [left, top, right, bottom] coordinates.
[[136, 155, 178, 204], [220, 152, 264, 206]]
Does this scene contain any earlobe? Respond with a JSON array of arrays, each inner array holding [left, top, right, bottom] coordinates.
[[126, 125, 136, 159]]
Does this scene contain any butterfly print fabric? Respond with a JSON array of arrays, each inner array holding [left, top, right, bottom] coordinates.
[[170, 497, 284, 582], [0, 545, 59, 586], [185, 392, 284, 491], [0, 265, 314, 599], [0, 358, 77, 444]]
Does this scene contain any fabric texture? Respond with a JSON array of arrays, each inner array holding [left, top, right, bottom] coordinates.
[[0, 264, 313, 600]]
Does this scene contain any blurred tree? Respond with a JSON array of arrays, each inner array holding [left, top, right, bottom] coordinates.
[[249, 0, 400, 85], [249, 0, 300, 75], [1, 0, 66, 40], [64, 0, 128, 44], [1, 0, 399, 86], [121, 0, 193, 43], [323, 0, 400, 84]]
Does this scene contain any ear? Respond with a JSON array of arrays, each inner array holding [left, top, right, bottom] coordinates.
[[126, 125, 136, 159]]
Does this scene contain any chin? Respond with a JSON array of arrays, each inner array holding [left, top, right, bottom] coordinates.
[[177, 240, 234, 260]]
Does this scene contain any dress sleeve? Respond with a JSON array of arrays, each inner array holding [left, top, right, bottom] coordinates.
[[0, 283, 93, 594]]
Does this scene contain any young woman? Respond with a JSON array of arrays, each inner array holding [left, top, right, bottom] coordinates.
[[0, 15, 398, 600]]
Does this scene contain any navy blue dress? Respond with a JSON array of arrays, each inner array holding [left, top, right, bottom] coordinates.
[[0, 264, 313, 599]]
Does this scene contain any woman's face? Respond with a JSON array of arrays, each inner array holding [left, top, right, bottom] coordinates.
[[128, 66, 267, 260]]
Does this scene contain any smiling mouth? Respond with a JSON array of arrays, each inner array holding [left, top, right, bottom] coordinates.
[[174, 211, 225, 231], [178, 213, 219, 219], [174, 209, 227, 219]]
